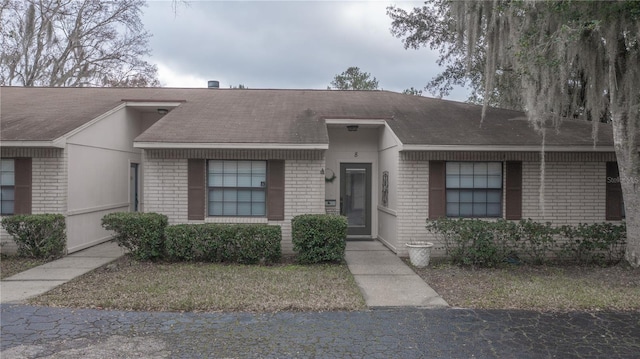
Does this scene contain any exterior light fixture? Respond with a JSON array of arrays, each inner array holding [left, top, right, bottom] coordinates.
[[157, 108, 169, 115], [347, 125, 359, 132]]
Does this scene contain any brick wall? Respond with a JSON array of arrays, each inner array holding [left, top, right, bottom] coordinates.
[[395, 155, 611, 257], [142, 152, 326, 253], [0, 148, 67, 253]]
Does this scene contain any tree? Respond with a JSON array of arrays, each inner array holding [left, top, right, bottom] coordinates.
[[410, 1, 640, 266], [329, 66, 379, 90], [403, 87, 423, 96], [388, 1, 522, 110], [0, 0, 158, 87]]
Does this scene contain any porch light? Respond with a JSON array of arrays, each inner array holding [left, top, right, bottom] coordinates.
[[157, 108, 169, 115], [347, 125, 359, 132]]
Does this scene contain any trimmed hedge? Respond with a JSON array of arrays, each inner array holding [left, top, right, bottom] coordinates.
[[292, 214, 347, 264], [101, 212, 168, 261], [164, 224, 281, 264], [1, 214, 66, 259], [426, 218, 626, 267]]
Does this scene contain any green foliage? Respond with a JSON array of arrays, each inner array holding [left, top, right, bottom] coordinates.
[[426, 218, 626, 267], [558, 223, 626, 265], [329, 66, 379, 90], [165, 224, 281, 265], [101, 212, 168, 261], [292, 214, 347, 264], [1, 214, 66, 259]]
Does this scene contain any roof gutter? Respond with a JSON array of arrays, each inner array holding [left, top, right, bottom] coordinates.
[[0, 139, 66, 148], [400, 144, 618, 152], [133, 142, 329, 150]]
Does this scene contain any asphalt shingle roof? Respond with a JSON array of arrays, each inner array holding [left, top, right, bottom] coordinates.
[[0, 87, 617, 147]]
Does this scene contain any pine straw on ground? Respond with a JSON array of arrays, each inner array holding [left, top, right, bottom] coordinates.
[[29, 256, 367, 313], [410, 259, 640, 312]]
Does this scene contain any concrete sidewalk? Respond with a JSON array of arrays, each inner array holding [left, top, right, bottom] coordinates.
[[1, 241, 125, 303], [345, 240, 448, 308]]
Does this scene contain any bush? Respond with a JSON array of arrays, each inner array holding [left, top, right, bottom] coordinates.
[[292, 214, 347, 264], [1, 214, 66, 259], [426, 218, 627, 267], [165, 224, 281, 264], [101, 212, 168, 261]]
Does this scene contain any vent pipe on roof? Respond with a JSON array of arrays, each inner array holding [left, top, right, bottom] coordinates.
[[208, 80, 220, 89]]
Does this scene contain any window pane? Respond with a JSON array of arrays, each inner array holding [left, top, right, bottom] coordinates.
[[1, 187, 14, 201], [252, 202, 266, 216], [473, 191, 487, 202], [0, 159, 14, 172], [487, 190, 502, 203], [474, 176, 487, 188], [460, 175, 473, 187], [488, 162, 502, 175], [223, 189, 237, 201], [252, 174, 266, 188], [209, 160, 224, 174], [224, 161, 238, 174], [487, 203, 502, 217], [237, 174, 251, 187], [474, 162, 487, 175], [223, 174, 237, 187], [446, 203, 459, 217], [473, 203, 487, 216], [223, 202, 237, 215], [1, 201, 14, 215], [487, 175, 502, 188], [209, 189, 223, 201], [237, 190, 251, 202], [460, 163, 474, 175], [446, 175, 460, 188], [237, 203, 251, 216], [209, 202, 223, 216], [460, 203, 473, 216], [459, 190, 473, 202], [446, 162, 460, 174], [208, 173, 223, 187], [0, 173, 14, 186], [252, 190, 265, 202], [253, 161, 267, 174], [237, 161, 252, 174], [446, 190, 459, 202]]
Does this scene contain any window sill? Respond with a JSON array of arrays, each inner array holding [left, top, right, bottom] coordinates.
[[205, 217, 269, 224]]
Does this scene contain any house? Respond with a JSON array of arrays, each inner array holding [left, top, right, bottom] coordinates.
[[0, 86, 625, 256]]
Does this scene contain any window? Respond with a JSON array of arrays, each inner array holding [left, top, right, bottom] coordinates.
[[446, 162, 502, 217], [0, 159, 15, 215], [207, 160, 267, 216]]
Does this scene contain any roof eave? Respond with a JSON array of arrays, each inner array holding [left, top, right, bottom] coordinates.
[[400, 144, 617, 152], [133, 142, 329, 150], [0, 139, 65, 148]]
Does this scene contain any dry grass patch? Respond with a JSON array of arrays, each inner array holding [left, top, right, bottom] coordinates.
[[30, 256, 366, 312], [1, 255, 48, 279], [411, 259, 640, 312]]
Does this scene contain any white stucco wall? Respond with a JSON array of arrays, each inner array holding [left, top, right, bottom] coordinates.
[[377, 125, 400, 251], [325, 126, 380, 238]]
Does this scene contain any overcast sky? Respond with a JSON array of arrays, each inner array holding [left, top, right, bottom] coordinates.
[[141, 1, 469, 101]]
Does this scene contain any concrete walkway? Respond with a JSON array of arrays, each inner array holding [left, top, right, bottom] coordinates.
[[345, 240, 448, 308], [1, 241, 124, 303]]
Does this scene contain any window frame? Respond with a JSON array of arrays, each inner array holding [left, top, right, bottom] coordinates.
[[0, 158, 15, 216], [445, 161, 503, 218], [206, 160, 268, 217]]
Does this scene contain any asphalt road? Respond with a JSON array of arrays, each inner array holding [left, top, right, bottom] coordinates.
[[2, 304, 639, 358]]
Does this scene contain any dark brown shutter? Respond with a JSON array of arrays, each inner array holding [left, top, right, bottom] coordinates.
[[187, 159, 205, 220], [428, 161, 446, 219], [267, 160, 285, 221], [13, 158, 32, 215], [505, 161, 522, 220], [606, 162, 623, 220]]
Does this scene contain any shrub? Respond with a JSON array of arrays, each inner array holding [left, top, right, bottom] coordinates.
[[165, 224, 281, 264], [515, 219, 558, 264], [558, 222, 626, 265], [101, 212, 168, 261], [292, 214, 347, 264], [1, 214, 66, 259]]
